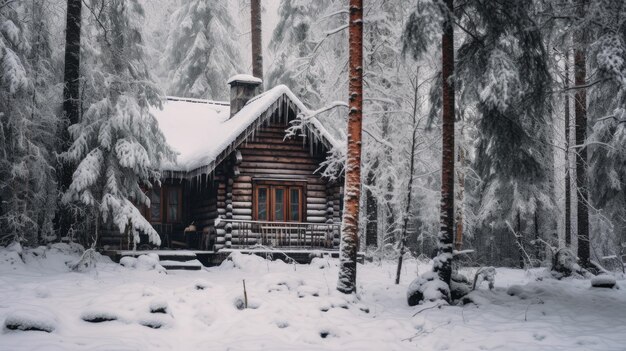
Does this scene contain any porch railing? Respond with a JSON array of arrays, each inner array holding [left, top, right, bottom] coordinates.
[[222, 219, 340, 249]]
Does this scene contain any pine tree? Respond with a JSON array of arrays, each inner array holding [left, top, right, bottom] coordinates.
[[163, 0, 243, 100], [581, 0, 626, 260], [0, 0, 59, 245], [62, 0, 175, 247], [465, 1, 555, 268], [268, 0, 345, 107], [337, 0, 363, 295], [405, 0, 555, 271]]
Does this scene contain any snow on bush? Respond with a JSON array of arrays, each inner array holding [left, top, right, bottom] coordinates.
[[473, 267, 497, 290], [233, 296, 261, 310], [193, 279, 212, 291], [0, 243, 23, 268], [119, 254, 165, 272], [149, 300, 169, 314], [119, 256, 137, 268], [3, 308, 57, 333], [450, 272, 472, 300], [551, 248, 591, 279], [138, 314, 172, 329], [591, 274, 618, 289], [507, 285, 547, 300], [80, 310, 120, 323], [407, 271, 450, 306], [297, 285, 320, 298], [225, 251, 268, 271]]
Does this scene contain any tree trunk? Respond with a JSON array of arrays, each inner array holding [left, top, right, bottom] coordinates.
[[454, 133, 465, 251], [337, 0, 363, 295], [250, 0, 263, 83], [365, 168, 378, 248], [381, 116, 396, 245], [56, 0, 82, 237], [564, 48, 572, 247], [434, 0, 455, 286], [574, 0, 590, 268], [395, 76, 420, 285]]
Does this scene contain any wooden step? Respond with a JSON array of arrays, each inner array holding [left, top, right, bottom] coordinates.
[[160, 259, 203, 271], [119, 250, 198, 262]]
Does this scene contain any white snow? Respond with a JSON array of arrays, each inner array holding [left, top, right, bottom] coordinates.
[[227, 74, 263, 84], [151, 85, 341, 176], [591, 274, 618, 288], [3, 308, 57, 333], [2, 245, 626, 350]]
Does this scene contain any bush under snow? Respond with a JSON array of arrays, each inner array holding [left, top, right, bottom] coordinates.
[[407, 271, 450, 306], [3, 308, 57, 333]]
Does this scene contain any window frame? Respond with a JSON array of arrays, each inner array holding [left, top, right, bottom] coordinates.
[[253, 180, 306, 222], [165, 186, 183, 223], [254, 185, 270, 221], [138, 184, 183, 224]]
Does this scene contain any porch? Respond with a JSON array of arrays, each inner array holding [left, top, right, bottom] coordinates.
[[147, 219, 340, 251], [222, 219, 340, 249]]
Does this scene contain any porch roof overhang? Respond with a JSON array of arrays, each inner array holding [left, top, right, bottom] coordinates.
[[151, 85, 341, 180]]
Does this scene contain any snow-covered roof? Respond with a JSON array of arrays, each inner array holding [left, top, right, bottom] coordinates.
[[227, 74, 263, 85], [151, 85, 340, 179]]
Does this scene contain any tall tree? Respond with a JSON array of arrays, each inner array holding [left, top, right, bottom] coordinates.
[[63, 0, 175, 247], [436, 0, 455, 286], [564, 48, 572, 247], [396, 75, 421, 284], [250, 0, 263, 81], [163, 0, 243, 100], [56, 0, 82, 238], [574, 0, 590, 267], [0, 0, 59, 245], [405, 0, 554, 270], [337, 0, 363, 295]]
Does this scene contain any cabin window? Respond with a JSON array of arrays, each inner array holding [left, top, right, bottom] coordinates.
[[137, 185, 182, 224], [273, 187, 286, 221], [150, 187, 161, 221], [257, 186, 269, 220], [167, 187, 181, 222], [254, 183, 304, 222], [289, 188, 301, 221]]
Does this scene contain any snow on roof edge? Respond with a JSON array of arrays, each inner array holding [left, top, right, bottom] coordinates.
[[166, 96, 229, 106], [227, 74, 263, 85], [160, 85, 342, 179]]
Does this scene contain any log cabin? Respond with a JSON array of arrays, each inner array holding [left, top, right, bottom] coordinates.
[[100, 75, 344, 256]]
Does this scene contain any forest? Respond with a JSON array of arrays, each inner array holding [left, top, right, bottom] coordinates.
[[0, 0, 625, 350]]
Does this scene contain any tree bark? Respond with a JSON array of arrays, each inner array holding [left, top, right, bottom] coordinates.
[[365, 168, 378, 248], [454, 133, 465, 251], [574, 0, 589, 267], [564, 48, 572, 247], [337, 0, 363, 295], [434, 0, 455, 286], [56, 0, 82, 237], [250, 0, 263, 83], [381, 115, 396, 244]]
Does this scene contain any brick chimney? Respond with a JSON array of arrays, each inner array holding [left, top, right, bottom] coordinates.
[[228, 74, 263, 118]]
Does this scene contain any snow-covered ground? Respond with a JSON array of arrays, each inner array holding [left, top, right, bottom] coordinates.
[[1, 244, 625, 351]]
